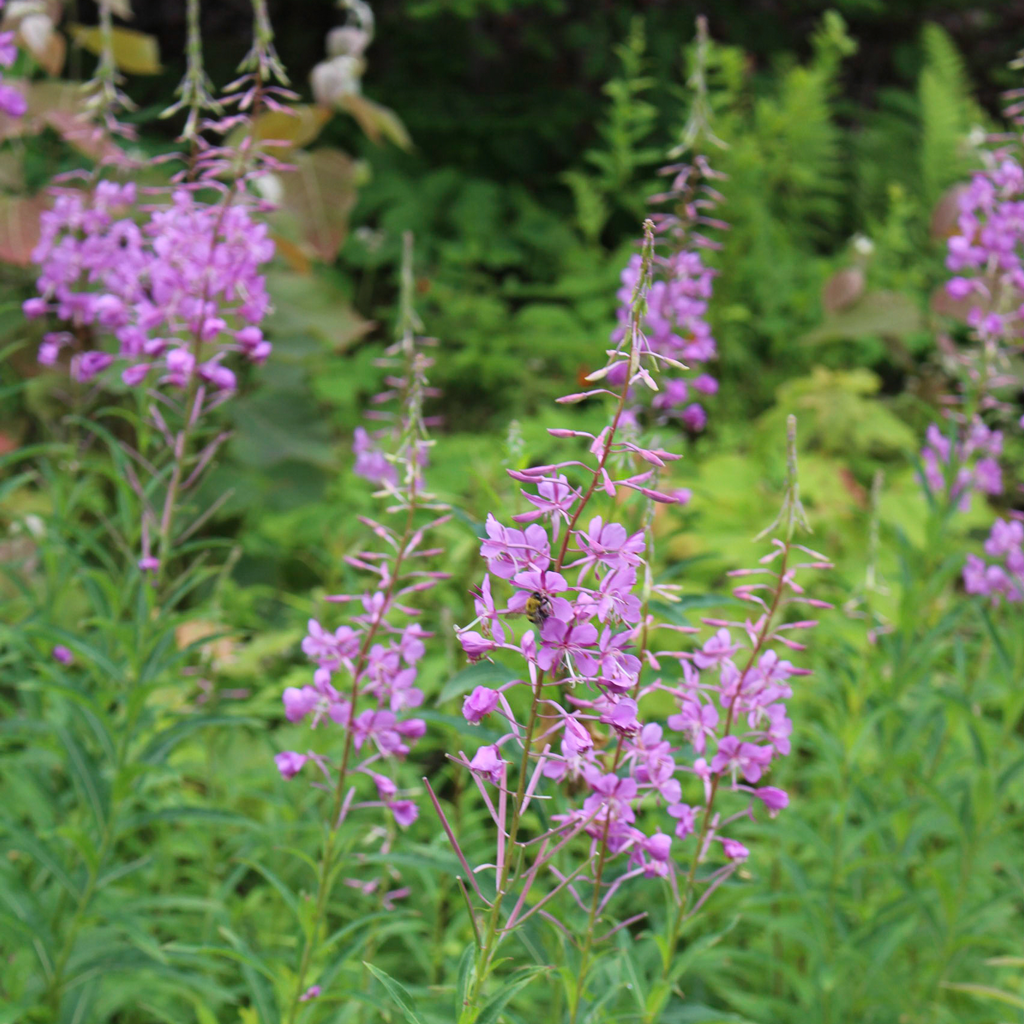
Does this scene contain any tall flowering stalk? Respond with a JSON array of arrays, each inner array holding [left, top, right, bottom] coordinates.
[[431, 221, 830, 1022], [921, 79, 1023, 600], [15, 7, 290, 1015], [609, 16, 728, 435], [277, 232, 447, 1020], [23, 0, 291, 582]]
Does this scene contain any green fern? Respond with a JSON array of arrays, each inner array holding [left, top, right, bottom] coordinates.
[[919, 22, 986, 205], [563, 17, 662, 241]]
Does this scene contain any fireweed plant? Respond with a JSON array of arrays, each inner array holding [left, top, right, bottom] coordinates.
[[610, 17, 727, 437], [24, 0, 287, 580], [275, 233, 447, 1020], [429, 222, 832, 1023], [3, 2, 293, 1017], [918, 86, 1024, 601]]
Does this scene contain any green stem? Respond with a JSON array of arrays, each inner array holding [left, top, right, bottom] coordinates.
[[284, 496, 419, 1024], [657, 545, 791, 993]]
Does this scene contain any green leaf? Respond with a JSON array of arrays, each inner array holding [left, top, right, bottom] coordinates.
[[57, 727, 108, 833], [454, 943, 476, 1019], [141, 715, 261, 765], [940, 981, 1024, 1009], [0, 824, 80, 899], [436, 661, 519, 705], [475, 966, 549, 1024], [363, 962, 427, 1024]]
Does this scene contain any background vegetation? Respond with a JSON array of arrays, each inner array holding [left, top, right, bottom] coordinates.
[[0, 2, 1021, 1022]]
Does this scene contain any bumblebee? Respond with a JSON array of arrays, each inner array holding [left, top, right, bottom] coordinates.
[[524, 591, 553, 626]]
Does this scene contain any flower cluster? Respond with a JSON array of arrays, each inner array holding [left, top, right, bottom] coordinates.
[[920, 419, 1003, 509], [276, 233, 445, 833], [946, 153, 1024, 347], [0, 18, 25, 118], [611, 245, 718, 431], [278, 613, 429, 829], [963, 515, 1024, 603], [275, 233, 446, 1016], [432, 227, 829, 1009], [458, 524, 824, 883], [609, 155, 726, 434], [25, 182, 274, 389]]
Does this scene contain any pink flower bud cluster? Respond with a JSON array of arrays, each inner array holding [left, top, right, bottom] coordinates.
[[275, 607, 431, 831], [920, 420, 1004, 510], [25, 181, 275, 390], [609, 156, 727, 433], [277, 235, 447, 840], [963, 515, 1024, 603], [946, 153, 1024, 346], [440, 226, 829, 930], [456, 509, 825, 893], [0, 26, 25, 117], [611, 250, 717, 432]]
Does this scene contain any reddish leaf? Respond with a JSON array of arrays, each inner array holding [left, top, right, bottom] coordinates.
[[0, 193, 49, 266]]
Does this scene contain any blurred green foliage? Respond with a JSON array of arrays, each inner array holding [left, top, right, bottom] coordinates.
[[0, 3, 1022, 1024]]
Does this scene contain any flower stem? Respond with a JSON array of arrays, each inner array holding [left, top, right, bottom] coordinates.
[[284, 492, 419, 1024], [657, 544, 791, 996]]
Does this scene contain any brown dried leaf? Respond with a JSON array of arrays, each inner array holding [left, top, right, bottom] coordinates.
[[0, 193, 48, 266], [68, 23, 161, 75], [36, 30, 66, 75], [930, 184, 966, 242], [274, 148, 361, 263], [338, 93, 412, 150], [821, 267, 865, 313], [227, 104, 331, 156]]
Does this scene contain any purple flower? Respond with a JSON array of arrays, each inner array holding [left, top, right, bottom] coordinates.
[[480, 516, 550, 580], [537, 618, 599, 675], [388, 800, 418, 828], [52, 645, 74, 666], [710, 735, 773, 783], [353, 426, 397, 486], [275, 751, 307, 779], [668, 802, 697, 839], [572, 516, 645, 573], [0, 83, 26, 118], [693, 628, 738, 670], [470, 744, 506, 785], [283, 685, 322, 724], [463, 685, 500, 724], [71, 351, 114, 383], [721, 837, 750, 862], [680, 403, 707, 432], [668, 698, 718, 754], [458, 630, 499, 661], [513, 473, 578, 523], [754, 786, 789, 817], [299, 985, 321, 1002]]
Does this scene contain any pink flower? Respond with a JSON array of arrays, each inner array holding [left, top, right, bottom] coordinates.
[[52, 645, 74, 666], [710, 735, 773, 783], [721, 837, 750, 862], [275, 751, 307, 779], [754, 786, 789, 817], [693, 628, 738, 669], [463, 685, 500, 724], [388, 800, 419, 828], [668, 802, 697, 839], [283, 685, 319, 723], [470, 744, 506, 785], [537, 618, 599, 675]]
